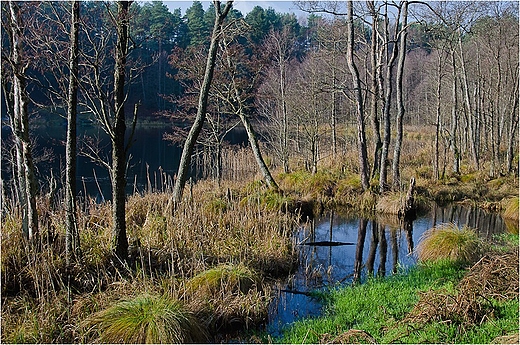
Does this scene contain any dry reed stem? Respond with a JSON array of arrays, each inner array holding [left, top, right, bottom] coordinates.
[[321, 329, 377, 344], [491, 333, 520, 344]]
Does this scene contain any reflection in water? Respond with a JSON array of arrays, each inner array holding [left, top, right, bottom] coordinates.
[[267, 205, 507, 335]]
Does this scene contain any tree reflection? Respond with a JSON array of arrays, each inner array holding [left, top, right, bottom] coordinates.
[[355, 218, 415, 282]]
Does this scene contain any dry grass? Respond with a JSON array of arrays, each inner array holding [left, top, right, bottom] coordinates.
[[185, 263, 259, 297], [1, 177, 298, 343], [182, 263, 271, 332], [491, 333, 520, 344], [416, 223, 483, 264], [405, 249, 519, 327], [502, 197, 519, 221], [458, 250, 519, 302], [320, 329, 376, 344], [84, 294, 207, 343], [376, 192, 403, 215]]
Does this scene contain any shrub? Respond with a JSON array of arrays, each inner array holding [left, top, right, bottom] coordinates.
[[85, 294, 206, 343], [416, 224, 482, 264]]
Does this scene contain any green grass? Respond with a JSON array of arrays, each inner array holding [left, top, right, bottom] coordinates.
[[277, 260, 465, 343], [274, 235, 519, 344]]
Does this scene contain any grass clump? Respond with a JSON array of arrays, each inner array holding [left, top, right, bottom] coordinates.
[[416, 223, 483, 264], [184, 263, 269, 332], [376, 192, 403, 215], [185, 263, 259, 296], [502, 196, 519, 221], [85, 294, 206, 343]]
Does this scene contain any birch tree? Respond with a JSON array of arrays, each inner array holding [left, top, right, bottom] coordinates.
[[172, 0, 233, 204], [346, 0, 370, 191], [65, 1, 81, 263], [2, 1, 39, 242]]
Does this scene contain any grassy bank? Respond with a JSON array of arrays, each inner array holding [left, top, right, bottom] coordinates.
[[275, 235, 519, 344], [1, 151, 518, 343], [1, 180, 299, 343]]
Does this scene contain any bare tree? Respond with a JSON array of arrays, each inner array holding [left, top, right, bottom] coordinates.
[[65, 0, 81, 264], [210, 20, 280, 189], [367, 1, 383, 179], [2, 1, 39, 242], [79, 1, 139, 261], [346, 0, 369, 191], [263, 28, 296, 172], [172, 0, 233, 204], [378, 1, 401, 193], [391, 0, 409, 190]]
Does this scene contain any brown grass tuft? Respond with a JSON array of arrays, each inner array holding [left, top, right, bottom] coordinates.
[[376, 192, 403, 215], [502, 197, 519, 221], [405, 249, 519, 327], [416, 223, 482, 264], [491, 333, 520, 344]]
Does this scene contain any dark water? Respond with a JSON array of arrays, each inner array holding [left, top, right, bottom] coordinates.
[[2, 120, 246, 201], [267, 205, 509, 336]]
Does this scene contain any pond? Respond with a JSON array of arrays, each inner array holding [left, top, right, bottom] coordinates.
[[266, 204, 509, 336]]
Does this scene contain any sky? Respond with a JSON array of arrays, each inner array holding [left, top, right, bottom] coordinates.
[[165, 1, 305, 16]]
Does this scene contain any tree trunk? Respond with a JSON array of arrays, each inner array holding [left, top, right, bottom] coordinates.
[[239, 112, 279, 190], [65, 0, 81, 264], [172, 1, 233, 203], [369, 1, 382, 179], [111, 0, 131, 261], [434, 51, 443, 180], [458, 32, 479, 170], [331, 65, 337, 158], [450, 49, 460, 174], [279, 54, 290, 173], [506, 82, 519, 173], [379, 3, 399, 193], [392, 1, 408, 191], [7, 1, 39, 242], [346, 0, 369, 191]]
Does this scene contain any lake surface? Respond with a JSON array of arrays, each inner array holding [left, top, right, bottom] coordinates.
[[267, 205, 509, 336], [2, 120, 247, 201]]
